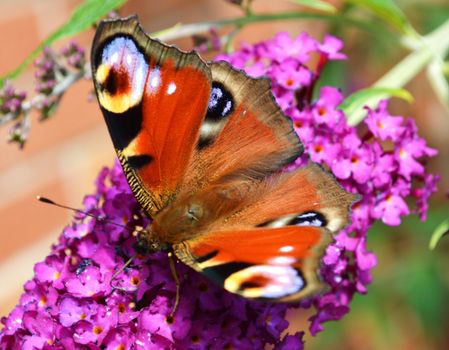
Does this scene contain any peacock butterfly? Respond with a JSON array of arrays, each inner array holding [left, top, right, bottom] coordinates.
[[91, 16, 357, 302]]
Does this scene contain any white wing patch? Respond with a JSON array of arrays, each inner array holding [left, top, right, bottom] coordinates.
[[224, 265, 305, 299]]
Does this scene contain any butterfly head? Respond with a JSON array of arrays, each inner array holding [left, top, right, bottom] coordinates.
[[135, 228, 170, 254]]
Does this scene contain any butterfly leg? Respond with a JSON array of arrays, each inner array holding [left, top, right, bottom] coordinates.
[[110, 254, 137, 291], [168, 251, 181, 317]]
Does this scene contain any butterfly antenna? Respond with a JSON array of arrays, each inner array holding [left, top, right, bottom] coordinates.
[[39, 196, 150, 293], [168, 251, 181, 318], [37, 195, 149, 233]]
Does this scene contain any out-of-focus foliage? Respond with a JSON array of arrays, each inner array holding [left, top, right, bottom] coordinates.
[[308, 204, 449, 349]]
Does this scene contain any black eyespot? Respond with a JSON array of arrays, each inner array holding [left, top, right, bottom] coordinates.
[[198, 82, 235, 149], [290, 211, 327, 227], [206, 82, 234, 121]]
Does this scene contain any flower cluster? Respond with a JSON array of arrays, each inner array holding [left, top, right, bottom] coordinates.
[[34, 42, 86, 121], [0, 82, 28, 147], [34, 47, 59, 96], [60, 41, 86, 70], [0, 41, 87, 147], [0, 32, 439, 349], [0, 163, 300, 349], [216, 31, 438, 334]]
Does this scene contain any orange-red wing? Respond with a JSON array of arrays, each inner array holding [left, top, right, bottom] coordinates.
[[171, 163, 357, 301], [179, 61, 303, 194], [174, 225, 332, 302], [91, 16, 211, 215], [217, 162, 359, 234]]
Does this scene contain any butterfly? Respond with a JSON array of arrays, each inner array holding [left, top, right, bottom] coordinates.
[[91, 15, 357, 302]]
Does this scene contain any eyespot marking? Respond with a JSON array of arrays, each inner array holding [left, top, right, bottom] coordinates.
[[257, 211, 327, 228], [224, 265, 305, 299], [198, 82, 235, 149], [291, 211, 327, 227], [207, 82, 234, 120], [95, 36, 149, 113]]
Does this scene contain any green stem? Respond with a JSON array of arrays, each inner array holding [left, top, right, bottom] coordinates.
[[347, 18, 449, 125], [151, 11, 376, 42]]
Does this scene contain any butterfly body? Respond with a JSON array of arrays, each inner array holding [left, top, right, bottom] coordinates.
[[92, 16, 357, 302]]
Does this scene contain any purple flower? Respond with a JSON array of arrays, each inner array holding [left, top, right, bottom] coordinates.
[[413, 173, 440, 220], [365, 100, 405, 140], [0, 161, 299, 348], [22, 311, 56, 350], [372, 191, 410, 226], [0, 31, 439, 349], [318, 35, 347, 60], [215, 31, 438, 337], [272, 58, 312, 90]]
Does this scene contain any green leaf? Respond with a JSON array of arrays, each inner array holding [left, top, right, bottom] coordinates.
[[0, 0, 127, 86], [429, 218, 449, 250], [345, 0, 413, 34], [286, 0, 337, 13], [339, 87, 414, 121]]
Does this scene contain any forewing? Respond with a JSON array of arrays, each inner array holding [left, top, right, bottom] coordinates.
[[91, 16, 212, 215], [179, 61, 303, 193]]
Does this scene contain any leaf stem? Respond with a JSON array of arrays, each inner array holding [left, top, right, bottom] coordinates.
[[346, 18, 449, 125], [151, 11, 375, 42]]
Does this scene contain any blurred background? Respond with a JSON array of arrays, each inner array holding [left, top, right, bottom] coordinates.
[[0, 0, 448, 349]]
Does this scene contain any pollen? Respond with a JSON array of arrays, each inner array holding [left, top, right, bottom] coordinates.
[[118, 303, 126, 313], [318, 106, 327, 116], [285, 78, 294, 87], [131, 276, 141, 286], [165, 315, 175, 324], [93, 325, 103, 335], [39, 296, 47, 306]]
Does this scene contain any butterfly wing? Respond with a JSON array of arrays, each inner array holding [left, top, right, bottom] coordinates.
[[180, 61, 303, 192], [92, 17, 357, 301], [173, 163, 357, 301], [91, 17, 302, 217], [91, 16, 212, 215]]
